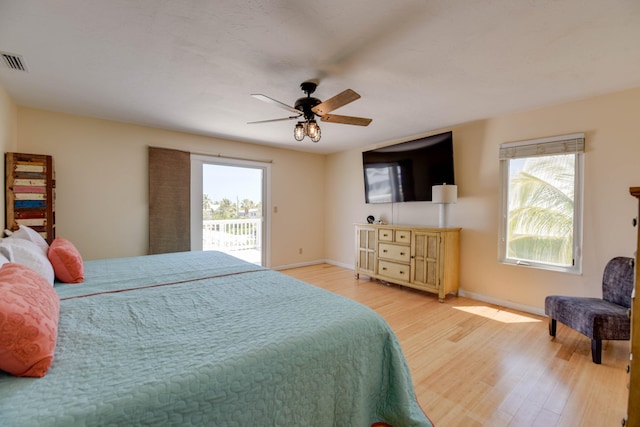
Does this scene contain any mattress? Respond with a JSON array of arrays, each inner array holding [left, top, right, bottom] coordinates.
[[0, 251, 431, 426]]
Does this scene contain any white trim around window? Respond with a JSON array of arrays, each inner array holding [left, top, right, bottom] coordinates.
[[498, 133, 584, 274]]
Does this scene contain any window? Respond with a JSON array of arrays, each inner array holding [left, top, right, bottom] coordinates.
[[498, 133, 584, 274]]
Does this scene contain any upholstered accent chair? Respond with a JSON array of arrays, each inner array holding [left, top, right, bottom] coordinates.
[[545, 257, 635, 364]]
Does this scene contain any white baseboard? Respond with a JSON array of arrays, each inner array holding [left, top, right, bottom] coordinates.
[[324, 259, 354, 270], [457, 289, 546, 317], [271, 259, 326, 271], [272, 259, 355, 271]]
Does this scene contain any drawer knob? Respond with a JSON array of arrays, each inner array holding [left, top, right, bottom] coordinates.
[[400, 252, 405, 256], [633, 217, 638, 227], [383, 249, 387, 253]]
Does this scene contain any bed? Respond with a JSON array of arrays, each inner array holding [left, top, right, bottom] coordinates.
[[0, 250, 432, 426]]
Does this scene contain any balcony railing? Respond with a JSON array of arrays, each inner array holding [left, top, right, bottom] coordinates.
[[202, 218, 262, 252]]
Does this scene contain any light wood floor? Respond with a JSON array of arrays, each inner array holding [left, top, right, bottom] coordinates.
[[281, 263, 629, 427]]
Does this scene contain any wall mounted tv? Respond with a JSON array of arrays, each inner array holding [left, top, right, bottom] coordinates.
[[362, 131, 454, 203]]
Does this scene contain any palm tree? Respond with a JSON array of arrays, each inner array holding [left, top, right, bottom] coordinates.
[[240, 198, 254, 216], [213, 198, 237, 220], [203, 194, 215, 220], [507, 154, 575, 265]]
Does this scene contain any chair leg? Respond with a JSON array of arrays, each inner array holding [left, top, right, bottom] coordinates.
[[591, 339, 602, 364], [549, 318, 556, 337]]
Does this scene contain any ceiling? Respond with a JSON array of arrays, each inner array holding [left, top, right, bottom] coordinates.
[[1, 1, 639, 154]]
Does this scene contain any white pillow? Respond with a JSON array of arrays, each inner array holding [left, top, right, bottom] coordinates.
[[4, 225, 49, 256], [0, 238, 55, 285], [0, 252, 10, 268]]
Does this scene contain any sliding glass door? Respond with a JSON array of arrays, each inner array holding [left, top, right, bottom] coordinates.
[[191, 155, 270, 266]]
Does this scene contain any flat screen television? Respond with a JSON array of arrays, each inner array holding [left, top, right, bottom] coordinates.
[[362, 131, 454, 203]]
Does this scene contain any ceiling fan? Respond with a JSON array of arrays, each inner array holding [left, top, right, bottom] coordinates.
[[248, 80, 372, 143]]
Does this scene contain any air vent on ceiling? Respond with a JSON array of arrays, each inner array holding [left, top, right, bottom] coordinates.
[[1, 52, 28, 72]]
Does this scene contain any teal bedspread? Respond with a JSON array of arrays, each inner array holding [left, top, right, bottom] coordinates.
[[0, 251, 431, 426]]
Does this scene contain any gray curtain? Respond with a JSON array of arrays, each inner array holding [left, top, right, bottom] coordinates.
[[148, 147, 190, 254]]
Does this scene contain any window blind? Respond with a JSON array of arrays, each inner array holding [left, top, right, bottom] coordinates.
[[499, 133, 584, 160], [148, 146, 191, 254]]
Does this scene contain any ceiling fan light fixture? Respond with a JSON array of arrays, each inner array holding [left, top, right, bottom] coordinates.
[[310, 126, 321, 143], [306, 120, 320, 140], [251, 81, 370, 144], [294, 122, 305, 141]]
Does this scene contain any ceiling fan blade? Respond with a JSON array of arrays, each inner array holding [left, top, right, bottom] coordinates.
[[320, 114, 372, 126], [311, 89, 361, 115], [247, 115, 301, 124], [251, 94, 300, 115]]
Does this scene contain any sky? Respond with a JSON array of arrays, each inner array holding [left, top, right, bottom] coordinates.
[[203, 164, 262, 203]]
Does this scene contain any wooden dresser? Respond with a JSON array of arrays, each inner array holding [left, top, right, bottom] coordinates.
[[627, 187, 640, 427], [355, 224, 460, 302]]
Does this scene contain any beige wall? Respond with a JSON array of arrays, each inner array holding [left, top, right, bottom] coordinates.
[[15, 107, 326, 266], [6, 83, 640, 312], [0, 85, 19, 227], [325, 87, 640, 313]]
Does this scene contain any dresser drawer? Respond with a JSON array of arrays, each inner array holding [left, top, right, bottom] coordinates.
[[378, 242, 411, 262], [378, 228, 394, 242], [394, 229, 411, 244], [378, 260, 410, 282], [378, 228, 411, 243]]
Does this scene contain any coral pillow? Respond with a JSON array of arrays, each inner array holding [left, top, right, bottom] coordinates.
[[0, 263, 60, 377], [48, 238, 84, 284]]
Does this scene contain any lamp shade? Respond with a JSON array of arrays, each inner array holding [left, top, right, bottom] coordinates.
[[432, 184, 457, 204]]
